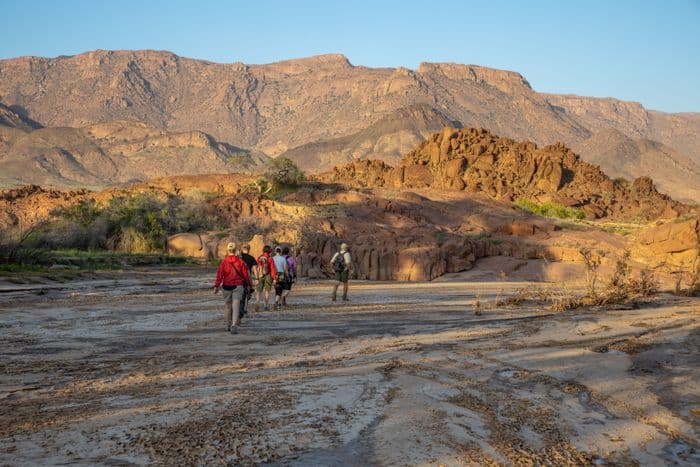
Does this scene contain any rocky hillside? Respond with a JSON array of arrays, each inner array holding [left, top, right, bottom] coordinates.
[[0, 118, 267, 188], [572, 129, 700, 203], [0, 103, 41, 131], [280, 103, 459, 173], [322, 127, 691, 221], [545, 94, 700, 163], [4, 174, 697, 283], [0, 50, 698, 198]]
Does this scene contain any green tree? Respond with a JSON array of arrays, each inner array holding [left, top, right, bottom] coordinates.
[[264, 157, 305, 188]]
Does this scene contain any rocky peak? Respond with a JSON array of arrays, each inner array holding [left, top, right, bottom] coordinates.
[[261, 53, 353, 74], [417, 62, 532, 93]]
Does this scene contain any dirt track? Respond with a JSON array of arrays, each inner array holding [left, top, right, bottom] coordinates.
[[1, 268, 698, 465]]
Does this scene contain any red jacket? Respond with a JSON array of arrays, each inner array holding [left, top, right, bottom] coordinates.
[[215, 255, 251, 288], [256, 252, 277, 278]]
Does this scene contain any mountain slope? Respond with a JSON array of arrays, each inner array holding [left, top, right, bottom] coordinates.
[[0, 102, 42, 131], [0, 50, 698, 196], [0, 50, 608, 153], [280, 104, 460, 172], [572, 129, 700, 203], [0, 119, 267, 188]]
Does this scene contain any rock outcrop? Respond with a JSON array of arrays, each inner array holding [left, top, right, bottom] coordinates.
[[322, 127, 690, 221], [4, 170, 699, 284], [632, 216, 700, 271]]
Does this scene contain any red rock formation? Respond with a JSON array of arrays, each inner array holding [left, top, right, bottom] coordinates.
[[322, 127, 690, 221]]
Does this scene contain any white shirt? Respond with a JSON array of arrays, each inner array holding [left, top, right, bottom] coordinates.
[[331, 251, 352, 268]]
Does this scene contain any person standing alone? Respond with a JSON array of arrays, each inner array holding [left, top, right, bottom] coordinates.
[[331, 243, 352, 302], [214, 242, 251, 333]]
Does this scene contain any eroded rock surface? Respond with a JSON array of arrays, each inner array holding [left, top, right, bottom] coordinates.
[[322, 127, 690, 221]]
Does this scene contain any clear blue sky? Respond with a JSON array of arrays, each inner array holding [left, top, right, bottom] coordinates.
[[1, 0, 698, 112]]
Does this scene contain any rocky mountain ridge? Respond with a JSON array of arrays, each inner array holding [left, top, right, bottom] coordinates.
[[1, 50, 698, 200]]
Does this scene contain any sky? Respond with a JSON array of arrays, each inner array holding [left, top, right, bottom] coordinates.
[[1, 0, 698, 112]]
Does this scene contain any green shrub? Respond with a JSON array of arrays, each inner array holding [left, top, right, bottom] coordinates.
[[30, 192, 221, 253], [264, 157, 305, 188], [514, 198, 586, 220], [613, 177, 629, 187]]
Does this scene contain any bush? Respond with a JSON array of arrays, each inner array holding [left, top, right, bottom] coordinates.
[[29, 192, 220, 253], [514, 198, 586, 220], [598, 251, 658, 304], [579, 246, 604, 297], [264, 157, 305, 188]]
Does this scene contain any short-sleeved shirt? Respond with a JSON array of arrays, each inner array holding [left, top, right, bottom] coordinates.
[[331, 251, 352, 268], [241, 253, 256, 272], [273, 255, 287, 275]]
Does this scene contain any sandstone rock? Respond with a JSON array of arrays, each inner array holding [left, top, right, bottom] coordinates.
[[167, 233, 206, 258], [320, 127, 691, 222], [500, 220, 537, 237], [248, 234, 267, 259], [632, 217, 700, 270]]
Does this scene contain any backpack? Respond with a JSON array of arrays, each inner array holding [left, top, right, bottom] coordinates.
[[257, 255, 271, 275], [285, 254, 297, 278], [332, 252, 346, 273]]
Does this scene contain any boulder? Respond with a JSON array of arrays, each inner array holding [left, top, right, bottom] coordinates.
[[167, 233, 207, 258], [248, 234, 267, 259], [632, 217, 699, 270]]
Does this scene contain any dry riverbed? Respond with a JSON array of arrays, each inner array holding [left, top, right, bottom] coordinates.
[[0, 268, 698, 465]]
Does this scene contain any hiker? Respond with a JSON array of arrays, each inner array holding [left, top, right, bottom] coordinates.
[[272, 246, 289, 309], [281, 246, 297, 306], [255, 245, 277, 311], [239, 244, 258, 318], [331, 243, 352, 301], [214, 242, 251, 334]]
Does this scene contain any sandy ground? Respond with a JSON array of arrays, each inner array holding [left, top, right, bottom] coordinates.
[[0, 268, 698, 466]]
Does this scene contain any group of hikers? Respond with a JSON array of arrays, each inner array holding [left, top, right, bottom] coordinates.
[[213, 242, 353, 333]]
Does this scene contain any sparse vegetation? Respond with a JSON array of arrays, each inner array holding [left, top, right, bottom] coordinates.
[[514, 198, 586, 220], [465, 231, 491, 241], [19, 192, 221, 254], [603, 251, 658, 302], [554, 221, 588, 231], [672, 257, 700, 296], [579, 246, 604, 297], [613, 177, 630, 187]]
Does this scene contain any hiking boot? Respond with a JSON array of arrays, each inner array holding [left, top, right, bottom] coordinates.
[[230, 326, 239, 334], [264, 305, 270, 312]]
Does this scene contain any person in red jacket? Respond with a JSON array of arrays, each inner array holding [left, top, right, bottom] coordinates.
[[214, 242, 251, 334]]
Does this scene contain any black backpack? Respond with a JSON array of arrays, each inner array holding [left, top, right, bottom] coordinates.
[[332, 252, 346, 273]]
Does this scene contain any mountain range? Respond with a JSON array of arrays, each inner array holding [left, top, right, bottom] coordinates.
[[0, 50, 698, 201]]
